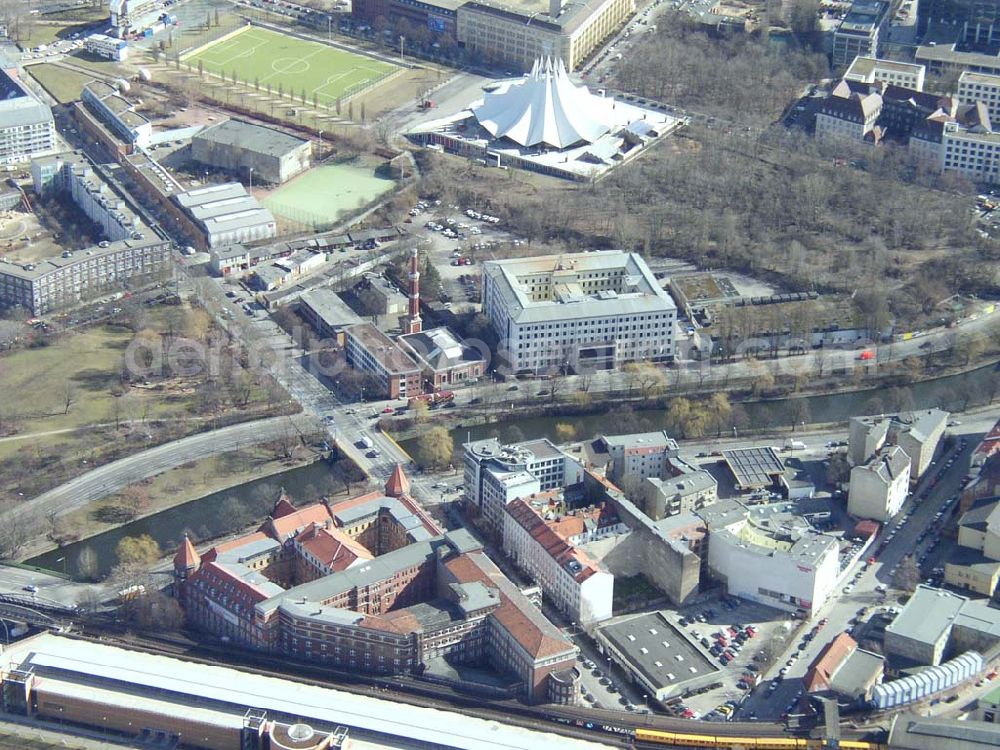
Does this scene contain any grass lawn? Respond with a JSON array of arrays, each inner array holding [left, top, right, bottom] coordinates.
[[26, 63, 96, 104], [0, 302, 289, 503], [183, 26, 398, 107]]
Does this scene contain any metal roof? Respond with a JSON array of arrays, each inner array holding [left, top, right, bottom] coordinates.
[[889, 713, 1000, 750], [9, 633, 612, 750], [885, 584, 968, 647], [194, 118, 308, 158], [597, 611, 720, 693]]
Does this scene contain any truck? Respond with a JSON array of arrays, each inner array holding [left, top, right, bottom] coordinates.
[[359, 436, 374, 449], [784, 439, 806, 451]]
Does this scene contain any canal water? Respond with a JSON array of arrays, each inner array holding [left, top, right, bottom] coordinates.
[[400, 362, 1000, 454], [28, 459, 340, 580], [28, 363, 998, 580]]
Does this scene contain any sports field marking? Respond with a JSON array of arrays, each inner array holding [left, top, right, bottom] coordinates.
[[184, 26, 399, 108]]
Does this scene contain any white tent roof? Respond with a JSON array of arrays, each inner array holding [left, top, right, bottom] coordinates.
[[471, 58, 616, 149]]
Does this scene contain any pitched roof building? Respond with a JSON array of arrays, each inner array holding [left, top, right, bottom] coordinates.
[[175, 471, 576, 703]]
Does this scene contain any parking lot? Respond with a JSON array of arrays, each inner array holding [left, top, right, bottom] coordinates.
[[663, 598, 801, 720], [406, 199, 526, 314]]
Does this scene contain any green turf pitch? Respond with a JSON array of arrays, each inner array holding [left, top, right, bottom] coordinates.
[[184, 27, 398, 107]]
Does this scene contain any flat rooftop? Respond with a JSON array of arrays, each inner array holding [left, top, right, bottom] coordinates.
[[598, 611, 719, 693], [345, 322, 420, 375], [847, 56, 924, 75], [888, 714, 1000, 750], [194, 118, 308, 157], [299, 288, 363, 329], [6, 633, 614, 750], [959, 71, 1000, 86], [885, 584, 967, 646], [482, 250, 676, 324], [838, 0, 888, 34]]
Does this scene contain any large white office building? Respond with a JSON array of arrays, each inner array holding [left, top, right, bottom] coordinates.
[[481, 251, 676, 375]]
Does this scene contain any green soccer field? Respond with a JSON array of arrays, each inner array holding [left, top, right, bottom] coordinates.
[[183, 27, 398, 107]]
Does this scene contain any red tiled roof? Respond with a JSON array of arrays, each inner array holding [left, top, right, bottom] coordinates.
[[379, 609, 423, 633], [444, 552, 574, 661], [548, 515, 585, 539], [385, 464, 411, 498], [295, 524, 373, 571], [585, 468, 622, 494], [174, 535, 199, 570], [974, 417, 1000, 459], [506, 498, 600, 584], [263, 503, 334, 541], [804, 632, 857, 693]]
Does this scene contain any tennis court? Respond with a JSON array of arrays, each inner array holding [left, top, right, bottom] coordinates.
[[183, 27, 398, 107]]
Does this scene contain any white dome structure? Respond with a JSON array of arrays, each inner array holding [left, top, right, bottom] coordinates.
[[471, 58, 616, 149]]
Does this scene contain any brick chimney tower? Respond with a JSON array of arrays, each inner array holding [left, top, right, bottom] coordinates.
[[405, 246, 422, 334]]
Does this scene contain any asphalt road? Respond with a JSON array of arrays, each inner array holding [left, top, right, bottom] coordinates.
[[2, 414, 321, 530], [737, 414, 998, 723]]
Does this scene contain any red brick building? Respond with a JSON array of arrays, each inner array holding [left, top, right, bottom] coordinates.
[[175, 468, 577, 703]]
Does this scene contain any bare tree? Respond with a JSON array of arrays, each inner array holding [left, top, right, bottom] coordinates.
[[62, 380, 76, 415]]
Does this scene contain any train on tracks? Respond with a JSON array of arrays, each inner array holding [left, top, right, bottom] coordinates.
[[632, 729, 887, 749]]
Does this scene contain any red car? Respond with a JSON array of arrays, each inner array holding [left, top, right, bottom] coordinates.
[[867, 556, 877, 564], [382, 406, 393, 413]]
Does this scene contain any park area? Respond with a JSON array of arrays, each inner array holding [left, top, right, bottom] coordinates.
[[262, 162, 396, 229], [183, 26, 399, 107], [0, 302, 294, 509]]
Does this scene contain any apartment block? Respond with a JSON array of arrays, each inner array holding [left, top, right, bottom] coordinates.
[[0, 234, 168, 313], [849, 409, 948, 481], [463, 437, 583, 538], [848, 445, 911, 522], [0, 67, 55, 164], [832, 0, 890, 68], [502, 494, 615, 626], [0, 152, 167, 314], [81, 80, 151, 149]]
